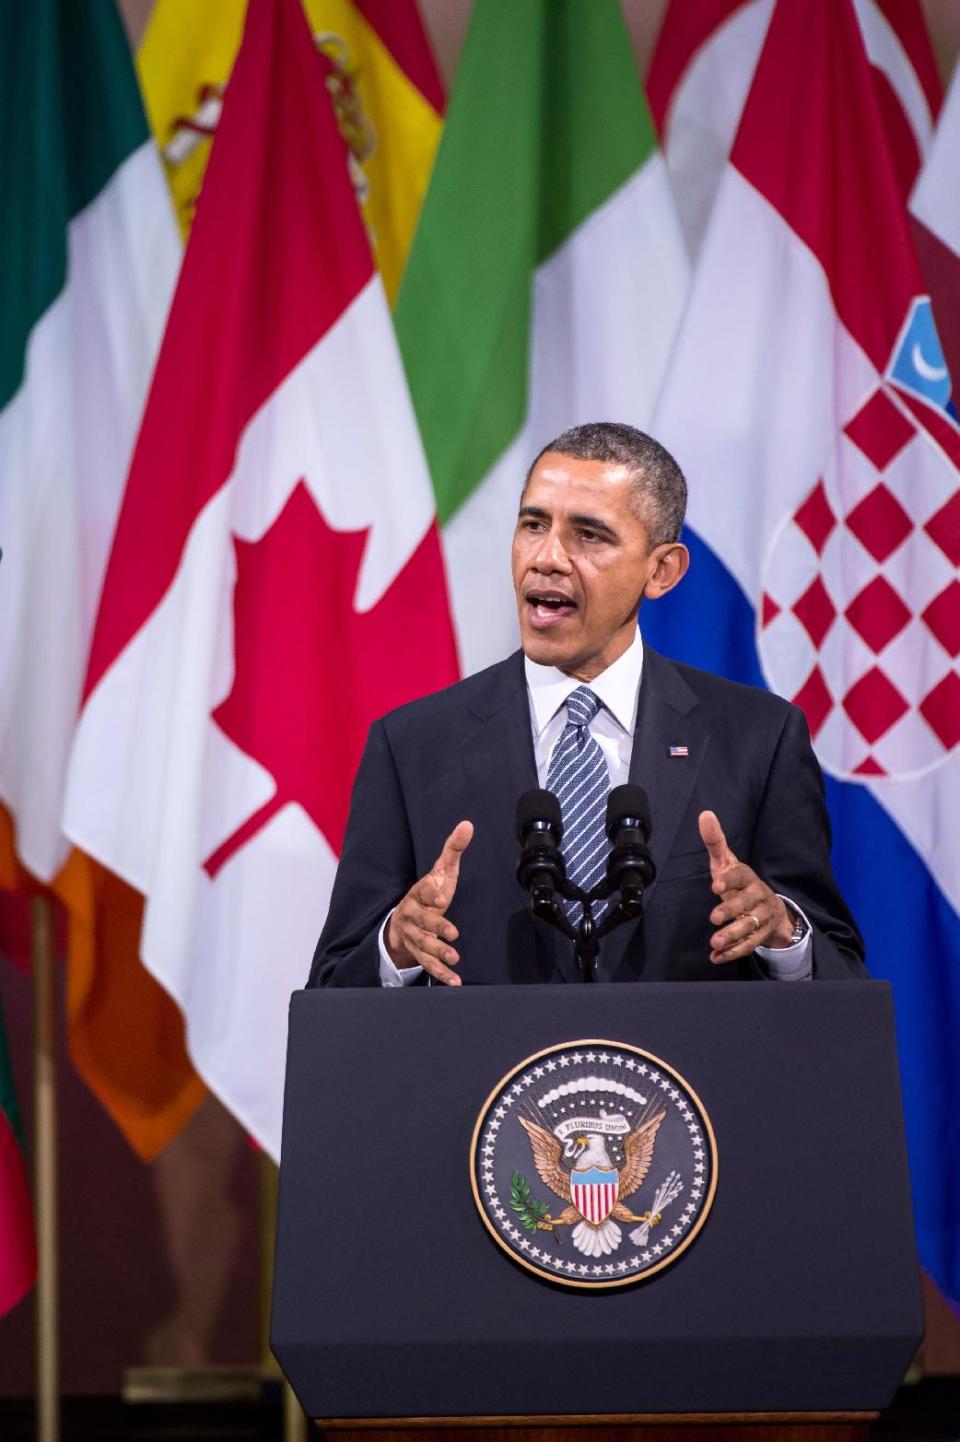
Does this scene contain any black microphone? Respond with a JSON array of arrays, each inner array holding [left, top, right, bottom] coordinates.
[[605, 785, 655, 910], [516, 789, 566, 906]]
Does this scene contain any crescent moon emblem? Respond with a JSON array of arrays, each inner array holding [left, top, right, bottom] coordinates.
[[912, 340, 948, 383]]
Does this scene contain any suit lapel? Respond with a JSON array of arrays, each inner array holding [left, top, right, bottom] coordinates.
[[599, 647, 709, 979], [459, 653, 579, 983], [460, 654, 536, 873], [629, 648, 709, 893]]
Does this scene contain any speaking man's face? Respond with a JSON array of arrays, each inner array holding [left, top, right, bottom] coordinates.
[[512, 452, 687, 682]]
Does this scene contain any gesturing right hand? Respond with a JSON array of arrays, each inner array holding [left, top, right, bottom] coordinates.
[[385, 821, 474, 985]]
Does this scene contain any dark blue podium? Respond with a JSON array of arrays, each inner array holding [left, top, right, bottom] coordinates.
[[271, 981, 921, 1441]]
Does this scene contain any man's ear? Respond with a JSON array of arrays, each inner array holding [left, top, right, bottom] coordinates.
[[643, 541, 690, 602]]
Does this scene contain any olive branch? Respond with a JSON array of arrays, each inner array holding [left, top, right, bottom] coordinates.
[[510, 1170, 552, 1233]]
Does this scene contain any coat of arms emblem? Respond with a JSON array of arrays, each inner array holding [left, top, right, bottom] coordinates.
[[470, 1040, 716, 1288]]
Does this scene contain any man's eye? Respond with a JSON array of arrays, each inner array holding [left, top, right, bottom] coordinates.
[[579, 530, 602, 543]]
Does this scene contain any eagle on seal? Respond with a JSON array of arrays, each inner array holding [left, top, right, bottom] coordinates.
[[518, 1109, 667, 1258]]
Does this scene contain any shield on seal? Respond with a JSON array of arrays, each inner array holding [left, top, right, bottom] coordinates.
[[570, 1167, 619, 1224]]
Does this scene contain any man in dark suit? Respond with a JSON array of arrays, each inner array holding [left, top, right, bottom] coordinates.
[[309, 424, 864, 988]]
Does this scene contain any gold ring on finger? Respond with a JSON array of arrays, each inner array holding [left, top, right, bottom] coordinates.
[[738, 911, 760, 936]]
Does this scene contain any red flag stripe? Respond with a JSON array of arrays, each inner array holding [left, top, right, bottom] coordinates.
[[84, 0, 373, 700], [352, 0, 445, 115], [648, 0, 939, 202], [730, 0, 919, 373], [646, 0, 747, 138], [872, 69, 923, 202], [0, 1108, 36, 1317]]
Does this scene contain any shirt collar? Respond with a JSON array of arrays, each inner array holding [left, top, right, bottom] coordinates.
[[524, 629, 644, 738]]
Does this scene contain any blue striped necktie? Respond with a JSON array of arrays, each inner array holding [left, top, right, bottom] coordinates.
[[545, 686, 611, 925]]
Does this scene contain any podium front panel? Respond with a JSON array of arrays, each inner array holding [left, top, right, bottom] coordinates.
[[271, 982, 920, 1419]]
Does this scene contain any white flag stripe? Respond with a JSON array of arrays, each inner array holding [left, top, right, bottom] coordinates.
[[0, 142, 178, 881], [443, 160, 689, 676], [910, 64, 960, 253]]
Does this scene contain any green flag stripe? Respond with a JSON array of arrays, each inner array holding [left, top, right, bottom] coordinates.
[[394, 0, 658, 525], [0, 0, 149, 413]]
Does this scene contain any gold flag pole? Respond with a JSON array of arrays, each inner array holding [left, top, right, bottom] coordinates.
[[283, 1377, 308, 1441], [32, 896, 60, 1442], [260, 1152, 308, 1440]]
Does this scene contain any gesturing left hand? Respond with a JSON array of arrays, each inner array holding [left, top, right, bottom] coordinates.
[[698, 810, 795, 964]]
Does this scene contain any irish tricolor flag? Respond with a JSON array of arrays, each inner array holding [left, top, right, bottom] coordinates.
[[0, 0, 199, 1159], [65, 0, 458, 1158], [394, 0, 689, 676]]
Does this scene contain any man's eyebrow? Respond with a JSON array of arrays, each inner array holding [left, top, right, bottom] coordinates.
[[517, 505, 619, 538]]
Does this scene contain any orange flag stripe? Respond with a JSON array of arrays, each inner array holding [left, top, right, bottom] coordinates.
[[1, 806, 205, 1161]]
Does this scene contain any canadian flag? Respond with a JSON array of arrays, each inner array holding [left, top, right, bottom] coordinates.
[[64, 0, 458, 1157]]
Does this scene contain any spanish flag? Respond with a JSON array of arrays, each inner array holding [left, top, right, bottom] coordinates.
[[138, 0, 444, 302]]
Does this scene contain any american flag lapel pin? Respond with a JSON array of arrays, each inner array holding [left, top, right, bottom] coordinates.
[[668, 745, 689, 757]]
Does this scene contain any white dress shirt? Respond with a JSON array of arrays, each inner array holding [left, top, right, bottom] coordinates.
[[380, 631, 811, 984]]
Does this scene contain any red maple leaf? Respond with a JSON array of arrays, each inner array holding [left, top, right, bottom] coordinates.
[[203, 480, 458, 877]]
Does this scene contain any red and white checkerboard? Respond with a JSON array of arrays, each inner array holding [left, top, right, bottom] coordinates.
[[759, 383, 960, 780]]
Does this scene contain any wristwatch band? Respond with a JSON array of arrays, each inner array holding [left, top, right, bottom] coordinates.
[[785, 904, 809, 945]]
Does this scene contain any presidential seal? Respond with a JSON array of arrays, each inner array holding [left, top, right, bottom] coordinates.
[[470, 1040, 716, 1289]]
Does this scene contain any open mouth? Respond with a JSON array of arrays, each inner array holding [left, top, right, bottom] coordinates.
[[525, 590, 578, 626]]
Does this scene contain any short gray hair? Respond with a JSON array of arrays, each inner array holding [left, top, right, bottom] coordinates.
[[525, 422, 687, 546]]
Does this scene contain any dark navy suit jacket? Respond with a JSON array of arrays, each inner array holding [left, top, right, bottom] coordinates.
[[308, 647, 865, 987]]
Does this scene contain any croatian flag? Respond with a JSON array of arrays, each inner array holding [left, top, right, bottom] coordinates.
[[648, 0, 960, 1309]]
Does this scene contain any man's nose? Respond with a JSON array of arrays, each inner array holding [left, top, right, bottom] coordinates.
[[531, 528, 572, 572]]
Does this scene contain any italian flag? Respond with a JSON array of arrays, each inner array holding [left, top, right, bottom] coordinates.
[[0, 1, 198, 1158], [65, 0, 458, 1158], [394, 0, 689, 676]]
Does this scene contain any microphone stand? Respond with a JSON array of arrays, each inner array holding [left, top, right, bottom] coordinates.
[[529, 880, 645, 984]]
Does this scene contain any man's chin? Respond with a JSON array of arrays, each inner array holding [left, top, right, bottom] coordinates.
[[519, 630, 578, 670]]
